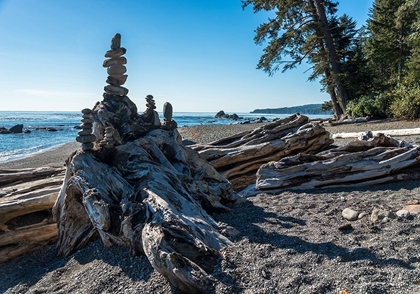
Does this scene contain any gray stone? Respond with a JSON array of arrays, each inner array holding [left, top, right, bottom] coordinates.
[[107, 64, 126, 75], [82, 142, 94, 151], [81, 118, 93, 124], [371, 208, 396, 223], [103, 56, 127, 68], [104, 48, 126, 59], [106, 75, 128, 86], [110, 33, 121, 50], [81, 108, 92, 114], [76, 134, 96, 143], [78, 129, 92, 136], [163, 102, 173, 121], [342, 208, 359, 221], [81, 123, 93, 129], [104, 85, 129, 96]]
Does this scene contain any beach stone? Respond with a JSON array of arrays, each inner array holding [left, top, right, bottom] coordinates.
[[76, 134, 96, 143], [81, 108, 92, 114], [107, 64, 127, 75], [110, 33, 121, 50], [342, 208, 359, 221], [81, 123, 93, 129], [82, 142, 94, 151], [402, 204, 420, 215], [104, 85, 129, 96], [396, 209, 410, 218], [371, 208, 396, 223], [358, 212, 368, 219], [9, 124, 23, 133], [78, 129, 92, 135], [81, 118, 94, 124], [104, 47, 126, 58], [103, 57, 127, 68], [106, 75, 128, 86]]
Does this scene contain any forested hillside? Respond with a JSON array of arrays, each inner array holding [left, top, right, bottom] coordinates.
[[251, 104, 333, 115]]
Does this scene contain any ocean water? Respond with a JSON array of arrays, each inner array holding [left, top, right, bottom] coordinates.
[[0, 111, 331, 163]]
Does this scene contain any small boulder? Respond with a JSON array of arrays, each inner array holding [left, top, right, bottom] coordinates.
[[9, 124, 23, 133]]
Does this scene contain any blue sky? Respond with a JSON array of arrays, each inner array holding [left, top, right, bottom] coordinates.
[[0, 0, 373, 112]]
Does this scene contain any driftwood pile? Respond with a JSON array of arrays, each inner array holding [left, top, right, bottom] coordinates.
[[0, 167, 65, 263], [192, 113, 332, 190], [254, 133, 420, 192]]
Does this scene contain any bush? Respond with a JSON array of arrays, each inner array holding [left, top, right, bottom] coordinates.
[[346, 93, 391, 119], [389, 84, 420, 120]]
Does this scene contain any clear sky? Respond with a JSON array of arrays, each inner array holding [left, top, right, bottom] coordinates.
[[0, 0, 373, 113]]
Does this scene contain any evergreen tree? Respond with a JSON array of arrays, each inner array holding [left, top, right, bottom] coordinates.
[[242, 0, 351, 119]]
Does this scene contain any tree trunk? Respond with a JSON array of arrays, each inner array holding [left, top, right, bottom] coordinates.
[[313, 0, 349, 116]]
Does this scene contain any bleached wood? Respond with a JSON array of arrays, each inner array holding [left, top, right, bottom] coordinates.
[[332, 128, 420, 138], [255, 134, 420, 191]]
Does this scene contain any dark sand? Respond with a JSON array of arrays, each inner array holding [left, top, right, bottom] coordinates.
[[1, 120, 420, 293]]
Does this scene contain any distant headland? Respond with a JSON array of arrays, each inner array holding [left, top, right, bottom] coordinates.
[[251, 104, 332, 115]]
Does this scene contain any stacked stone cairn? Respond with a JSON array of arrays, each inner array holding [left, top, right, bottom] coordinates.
[[77, 33, 178, 151], [99, 127, 116, 148], [161, 102, 178, 130], [139, 94, 161, 127], [76, 108, 96, 151], [103, 33, 129, 96]]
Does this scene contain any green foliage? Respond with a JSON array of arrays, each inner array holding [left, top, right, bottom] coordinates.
[[320, 101, 333, 112], [346, 93, 391, 118], [389, 84, 420, 119]]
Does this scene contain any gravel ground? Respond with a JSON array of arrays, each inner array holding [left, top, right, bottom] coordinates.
[[1, 118, 420, 293]]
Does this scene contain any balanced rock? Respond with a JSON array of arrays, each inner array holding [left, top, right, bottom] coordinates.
[[104, 47, 126, 59], [106, 75, 128, 86], [110, 33, 121, 50]]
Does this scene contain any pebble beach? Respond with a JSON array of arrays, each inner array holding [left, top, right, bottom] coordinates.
[[1, 119, 420, 293]]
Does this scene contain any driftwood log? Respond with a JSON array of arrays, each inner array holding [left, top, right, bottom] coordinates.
[[192, 114, 332, 190], [0, 167, 64, 263], [252, 133, 420, 192]]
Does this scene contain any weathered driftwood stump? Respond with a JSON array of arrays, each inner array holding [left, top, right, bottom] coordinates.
[[192, 114, 333, 190], [0, 167, 64, 263], [53, 127, 236, 293], [254, 133, 420, 192]]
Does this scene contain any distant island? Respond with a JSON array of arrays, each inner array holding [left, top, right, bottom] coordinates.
[[251, 104, 332, 115]]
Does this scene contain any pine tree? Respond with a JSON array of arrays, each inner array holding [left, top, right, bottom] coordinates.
[[242, 0, 351, 119]]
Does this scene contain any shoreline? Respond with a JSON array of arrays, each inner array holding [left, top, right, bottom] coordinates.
[[1, 119, 420, 170]]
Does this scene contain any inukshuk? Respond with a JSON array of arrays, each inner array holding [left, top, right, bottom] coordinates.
[[52, 34, 236, 293]]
